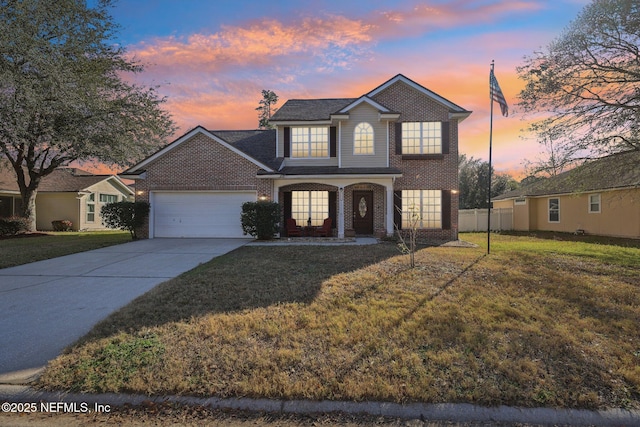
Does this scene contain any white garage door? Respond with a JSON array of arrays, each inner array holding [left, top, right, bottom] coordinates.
[[152, 191, 255, 238]]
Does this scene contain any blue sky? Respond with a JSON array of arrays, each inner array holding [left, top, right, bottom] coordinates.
[[102, 0, 591, 177]]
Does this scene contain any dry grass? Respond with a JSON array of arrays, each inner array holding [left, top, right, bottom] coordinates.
[[40, 234, 640, 410]]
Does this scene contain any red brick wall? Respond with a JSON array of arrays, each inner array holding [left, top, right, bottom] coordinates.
[[372, 80, 460, 241], [134, 131, 270, 238]]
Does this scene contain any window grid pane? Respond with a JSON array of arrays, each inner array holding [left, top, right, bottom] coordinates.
[[549, 198, 559, 222], [401, 190, 442, 229], [291, 191, 329, 226], [291, 127, 328, 158], [422, 122, 442, 154], [402, 122, 442, 154], [402, 123, 422, 154], [589, 194, 600, 212], [354, 122, 374, 155]]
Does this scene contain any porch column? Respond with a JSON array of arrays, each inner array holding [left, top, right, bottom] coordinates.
[[338, 186, 345, 238], [385, 183, 394, 237]]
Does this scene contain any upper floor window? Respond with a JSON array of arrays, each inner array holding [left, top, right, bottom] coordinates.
[[353, 122, 374, 155], [291, 127, 328, 158], [402, 122, 442, 154]]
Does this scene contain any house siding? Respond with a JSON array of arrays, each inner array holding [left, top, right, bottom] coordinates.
[[135, 132, 272, 239], [372, 80, 460, 240], [340, 104, 388, 168], [496, 188, 640, 238], [36, 193, 79, 231]]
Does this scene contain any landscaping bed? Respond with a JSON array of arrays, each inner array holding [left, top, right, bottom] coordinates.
[[39, 234, 640, 409]]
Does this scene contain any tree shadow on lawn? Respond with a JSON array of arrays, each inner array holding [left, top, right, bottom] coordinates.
[[79, 244, 401, 344]]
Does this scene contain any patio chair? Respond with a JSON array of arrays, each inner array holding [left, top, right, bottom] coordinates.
[[313, 217, 332, 237], [286, 218, 303, 237]]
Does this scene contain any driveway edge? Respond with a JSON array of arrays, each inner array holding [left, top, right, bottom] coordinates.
[[1, 385, 638, 426]]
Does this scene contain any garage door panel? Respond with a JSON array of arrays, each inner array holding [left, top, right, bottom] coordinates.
[[153, 192, 255, 238]]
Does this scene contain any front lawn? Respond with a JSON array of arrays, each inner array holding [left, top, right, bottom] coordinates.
[[39, 234, 640, 409], [0, 231, 131, 268]]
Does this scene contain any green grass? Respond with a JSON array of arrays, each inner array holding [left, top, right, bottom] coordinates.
[[0, 231, 131, 268], [39, 234, 640, 409]]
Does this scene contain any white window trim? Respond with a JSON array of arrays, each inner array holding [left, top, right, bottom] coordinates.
[[290, 127, 330, 159], [588, 193, 601, 213], [548, 197, 560, 223], [353, 122, 375, 156], [86, 193, 96, 223]]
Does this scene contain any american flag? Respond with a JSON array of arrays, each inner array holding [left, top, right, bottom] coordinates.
[[490, 69, 508, 117]]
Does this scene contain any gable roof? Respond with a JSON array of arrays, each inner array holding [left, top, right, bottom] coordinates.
[[122, 126, 276, 177], [211, 129, 281, 171], [270, 74, 471, 123], [495, 150, 640, 200], [367, 74, 471, 117], [0, 167, 133, 194]]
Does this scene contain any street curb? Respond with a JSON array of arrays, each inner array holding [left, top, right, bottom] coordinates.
[[1, 385, 639, 426]]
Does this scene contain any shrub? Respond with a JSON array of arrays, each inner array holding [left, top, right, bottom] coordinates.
[[101, 202, 150, 240], [241, 201, 280, 240], [51, 219, 73, 231], [0, 216, 29, 236]]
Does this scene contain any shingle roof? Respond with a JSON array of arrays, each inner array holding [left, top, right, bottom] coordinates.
[[0, 167, 115, 193], [494, 150, 640, 200], [210, 129, 281, 170], [270, 98, 356, 122]]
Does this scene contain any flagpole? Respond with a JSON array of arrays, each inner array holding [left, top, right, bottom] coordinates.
[[487, 60, 494, 255]]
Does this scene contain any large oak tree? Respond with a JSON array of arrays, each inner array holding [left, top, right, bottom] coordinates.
[[0, 0, 175, 230], [517, 0, 639, 171]]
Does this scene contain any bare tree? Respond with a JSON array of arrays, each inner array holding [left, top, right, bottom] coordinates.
[[517, 0, 640, 163]]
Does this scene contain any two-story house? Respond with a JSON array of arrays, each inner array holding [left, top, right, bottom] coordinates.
[[122, 74, 471, 240]]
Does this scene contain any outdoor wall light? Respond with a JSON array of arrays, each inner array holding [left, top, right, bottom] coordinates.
[[136, 190, 144, 196], [259, 194, 268, 201]]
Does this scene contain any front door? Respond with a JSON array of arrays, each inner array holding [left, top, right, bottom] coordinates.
[[352, 191, 373, 235]]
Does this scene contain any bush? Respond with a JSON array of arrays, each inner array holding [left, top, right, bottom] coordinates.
[[240, 201, 280, 240], [101, 202, 150, 240], [51, 219, 73, 231], [0, 216, 29, 236]]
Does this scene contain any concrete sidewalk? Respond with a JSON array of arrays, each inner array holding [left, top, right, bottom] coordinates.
[[0, 238, 249, 378]]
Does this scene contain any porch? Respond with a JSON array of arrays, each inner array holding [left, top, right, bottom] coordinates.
[[273, 178, 397, 238]]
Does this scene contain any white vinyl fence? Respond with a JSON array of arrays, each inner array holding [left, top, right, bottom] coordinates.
[[459, 208, 513, 232]]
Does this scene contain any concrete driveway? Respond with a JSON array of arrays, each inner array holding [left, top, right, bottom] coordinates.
[[0, 238, 249, 380]]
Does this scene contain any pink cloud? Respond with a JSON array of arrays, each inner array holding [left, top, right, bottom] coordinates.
[[121, 1, 566, 177]]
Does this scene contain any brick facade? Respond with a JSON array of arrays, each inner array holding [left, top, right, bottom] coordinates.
[[134, 132, 272, 239], [371, 80, 460, 240], [128, 75, 467, 241]]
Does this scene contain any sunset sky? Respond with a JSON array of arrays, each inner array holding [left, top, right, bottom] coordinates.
[[105, 0, 590, 178]]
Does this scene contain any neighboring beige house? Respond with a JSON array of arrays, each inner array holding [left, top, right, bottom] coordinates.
[[122, 74, 472, 240], [0, 167, 134, 231], [493, 151, 640, 239]]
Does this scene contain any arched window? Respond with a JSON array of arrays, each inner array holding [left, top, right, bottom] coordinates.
[[354, 122, 374, 155]]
